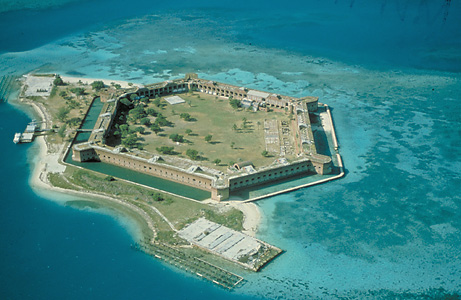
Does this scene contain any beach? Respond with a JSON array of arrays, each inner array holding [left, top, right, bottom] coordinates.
[[60, 76, 143, 89]]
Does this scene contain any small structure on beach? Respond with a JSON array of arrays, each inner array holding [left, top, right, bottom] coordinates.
[[179, 218, 282, 271]]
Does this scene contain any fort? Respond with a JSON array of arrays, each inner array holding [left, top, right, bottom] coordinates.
[[71, 73, 338, 201]]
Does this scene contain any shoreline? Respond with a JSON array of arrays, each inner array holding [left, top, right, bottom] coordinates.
[[60, 76, 144, 89]]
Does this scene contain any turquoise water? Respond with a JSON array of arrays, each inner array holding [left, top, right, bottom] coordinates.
[[1, 1, 460, 299]]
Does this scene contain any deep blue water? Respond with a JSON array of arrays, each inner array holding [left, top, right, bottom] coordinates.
[[1, 0, 460, 299], [0, 104, 258, 300]]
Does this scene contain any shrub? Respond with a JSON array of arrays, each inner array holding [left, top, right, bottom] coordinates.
[[169, 133, 184, 143], [91, 81, 105, 90], [186, 149, 199, 160]]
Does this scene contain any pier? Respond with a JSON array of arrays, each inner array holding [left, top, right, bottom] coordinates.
[[0, 76, 15, 103], [13, 121, 40, 144]]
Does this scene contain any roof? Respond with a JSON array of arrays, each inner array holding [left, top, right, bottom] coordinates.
[[233, 161, 254, 170], [247, 90, 270, 99], [25, 124, 36, 133]]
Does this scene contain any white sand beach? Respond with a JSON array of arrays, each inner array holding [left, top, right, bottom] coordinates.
[[60, 76, 144, 89]]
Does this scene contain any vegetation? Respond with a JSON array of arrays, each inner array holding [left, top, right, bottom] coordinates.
[[70, 87, 85, 96], [140, 117, 151, 126], [229, 99, 241, 109], [169, 133, 184, 143], [180, 112, 193, 121], [53, 76, 65, 86], [150, 124, 162, 135], [57, 124, 67, 138], [108, 92, 290, 171], [57, 107, 70, 122], [135, 126, 145, 134], [66, 117, 82, 128], [186, 149, 199, 160], [120, 98, 133, 107], [91, 80, 105, 91], [156, 146, 175, 155]]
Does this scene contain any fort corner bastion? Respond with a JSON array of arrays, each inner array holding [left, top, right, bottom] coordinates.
[[71, 73, 338, 201]]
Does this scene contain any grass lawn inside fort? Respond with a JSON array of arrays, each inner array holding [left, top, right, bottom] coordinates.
[[109, 92, 296, 171]]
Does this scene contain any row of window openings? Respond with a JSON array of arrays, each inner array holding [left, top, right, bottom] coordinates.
[[232, 167, 305, 185], [102, 155, 207, 185]]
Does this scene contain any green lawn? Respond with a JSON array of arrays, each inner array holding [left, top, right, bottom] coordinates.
[[130, 92, 293, 170]]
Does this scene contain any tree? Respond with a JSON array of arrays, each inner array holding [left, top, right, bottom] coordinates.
[[242, 117, 248, 129], [121, 134, 138, 148], [186, 149, 199, 160], [129, 106, 146, 122], [70, 87, 85, 96], [154, 114, 172, 127], [120, 98, 133, 108], [57, 124, 67, 138], [229, 99, 241, 109], [185, 129, 192, 135], [169, 133, 184, 143], [66, 117, 82, 127], [153, 98, 162, 107], [261, 150, 269, 157], [59, 91, 67, 98], [53, 76, 65, 86], [57, 107, 70, 122], [91, 80, 105, 90], [140, 117, 151, 126], [156, 146, 174, 155], [205, 134, 212, 143], [150, 124, 162, 135], [213, 158, 221, 165], [152, 192, 165, 202], [232, 124, 238, 131], [180, 112, 193, 121], [230, 142, 235, 149], [135, 126, 145, 134], [146, 108, 157, 116]]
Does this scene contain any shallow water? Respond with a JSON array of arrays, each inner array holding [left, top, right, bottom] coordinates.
[[1, 1, 460, 299]]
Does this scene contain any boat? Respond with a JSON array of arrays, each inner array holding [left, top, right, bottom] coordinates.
[[13, 133, 21, 144]]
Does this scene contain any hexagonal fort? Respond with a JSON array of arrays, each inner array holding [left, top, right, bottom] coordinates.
[[72, 73, 333, 201]]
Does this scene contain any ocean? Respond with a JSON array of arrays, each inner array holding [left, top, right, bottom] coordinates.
[[0, 0, 460, 299]]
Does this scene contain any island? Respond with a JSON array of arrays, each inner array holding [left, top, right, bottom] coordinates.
[[17, 73, 343, 289]]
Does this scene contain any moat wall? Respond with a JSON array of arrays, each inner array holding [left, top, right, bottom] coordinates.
[[72, 144, 330, 201]]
